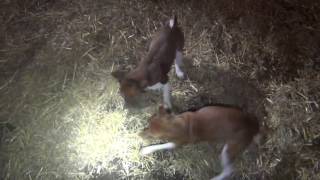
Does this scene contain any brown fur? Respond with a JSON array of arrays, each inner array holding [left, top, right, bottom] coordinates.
[[112, 16, 184, 103], [140, 105, 260, 159]]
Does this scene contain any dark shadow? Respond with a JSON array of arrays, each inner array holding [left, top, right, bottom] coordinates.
[[177, 57, 267, 121], [167, 0, 320, 82]]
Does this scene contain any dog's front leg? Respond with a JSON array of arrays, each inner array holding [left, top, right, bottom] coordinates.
[[175, 50, 184, 79], [140, 142, 176, 156], [162, 83, 172, 109]]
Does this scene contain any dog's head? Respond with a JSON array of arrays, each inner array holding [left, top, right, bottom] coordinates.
[[139, 105, 187, 141], [112, 70, 146, 104]]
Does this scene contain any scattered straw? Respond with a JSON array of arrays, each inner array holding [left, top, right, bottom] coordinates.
[[0, 0, 319, 180]]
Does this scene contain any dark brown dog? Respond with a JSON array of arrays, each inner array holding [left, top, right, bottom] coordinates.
[[112, 16, 184, 108]]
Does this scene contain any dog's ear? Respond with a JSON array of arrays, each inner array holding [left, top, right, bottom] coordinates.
[[111, 70, 127, 82], [126, 79, 144, 91]]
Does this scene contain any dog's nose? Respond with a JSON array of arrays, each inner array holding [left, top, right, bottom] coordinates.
[[124, 101, 134, 108], [123, 96, 138, 108]]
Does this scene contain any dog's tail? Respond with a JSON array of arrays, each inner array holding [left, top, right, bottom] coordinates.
[[168, 15, 178, 29]]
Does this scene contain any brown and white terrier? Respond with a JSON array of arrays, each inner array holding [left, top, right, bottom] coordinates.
[[112, 16, 185, 109], [139, 105, 260, 180]]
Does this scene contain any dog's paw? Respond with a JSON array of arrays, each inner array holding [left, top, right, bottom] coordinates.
[[163, 102, 172, 110], [140, 147, 154, 156], [176, 71, 185, 79]]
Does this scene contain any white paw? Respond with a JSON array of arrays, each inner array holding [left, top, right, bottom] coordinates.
[[210, 175, 224, 180], [164, 102, 172, 110], [176, 71, 184, 79], [146, 83, 163, 91], [210, 177, 221, 180], [140, 147, 154, 156], [210, 172, 231, 180]]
